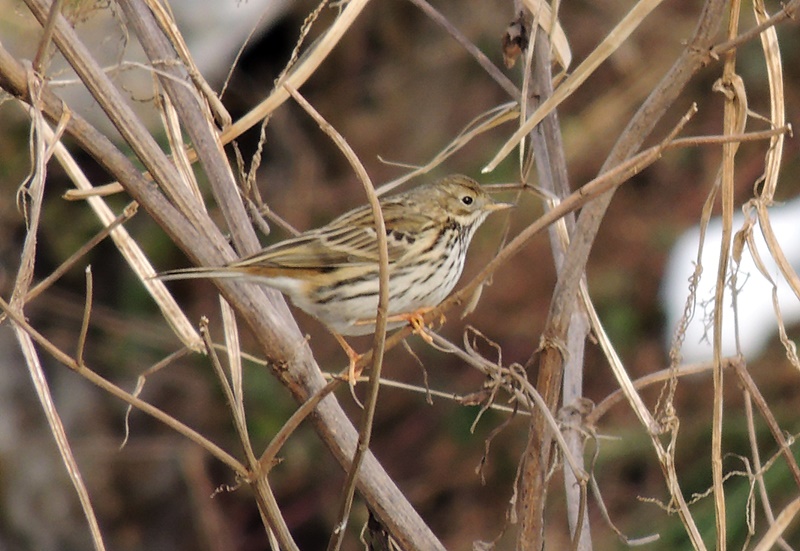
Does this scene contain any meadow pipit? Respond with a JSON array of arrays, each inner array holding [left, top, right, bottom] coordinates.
[[160, 175, 511, 378]]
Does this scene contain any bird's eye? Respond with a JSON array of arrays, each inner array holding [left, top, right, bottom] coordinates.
[[461, 195, 474, 205]]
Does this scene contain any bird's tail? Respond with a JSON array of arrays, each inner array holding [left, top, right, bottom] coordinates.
[[153, 266, 245, 281]]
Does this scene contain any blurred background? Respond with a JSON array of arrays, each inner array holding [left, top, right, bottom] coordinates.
[[1, 0, 799, 549]]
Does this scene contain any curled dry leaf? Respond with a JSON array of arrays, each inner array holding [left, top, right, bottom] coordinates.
[[502, 12, 529, 69]]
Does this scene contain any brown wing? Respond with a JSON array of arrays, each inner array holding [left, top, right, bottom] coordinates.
[[231, 199, 436, 270]]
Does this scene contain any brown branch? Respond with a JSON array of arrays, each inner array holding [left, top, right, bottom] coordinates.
[[199, 318, 298, 549], [406, 0, 520, 99], [710, 0, 800, 59], [3, 3, 446, 548], [32, 0, 64, 72], [710, 7, 746, 547], [531, 0, 726, 546], [731, 361, 800, 489], [0, 294, 247, 475], [281, 85, 391, 551], [24, 202, 138, 303], [517, 28, 589, 551], [116, 0, 260, 257]]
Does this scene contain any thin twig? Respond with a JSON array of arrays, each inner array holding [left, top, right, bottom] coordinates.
[[731, 361, 800, 488], [710, 0, 800, 59], [751, 497, 800, 551], [32, 0, 64, 72], [10, 76, 106, 550], [257, 379, 341, 473], [710, 8, 746, 546], [14, 328, 107, 551], [743, 391, 794, 551], [405, 0, 519, 98], [482, 0, 666, 173], [199, 317, 299, 551], [588, 360, 719, 425], [122, 347, 195, 449], [220, 0, 373, 146], [424, 331, 589, 484], [76, 267, 92, 367], [0, 295, 248, 476], [283, 84, 390, 550], [24, 202, 138, 303], [200, 318, 250, 456], [118, 0, 259, 257]]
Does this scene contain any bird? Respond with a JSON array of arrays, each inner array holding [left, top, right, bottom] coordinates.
[[159, 175, 512, 378]]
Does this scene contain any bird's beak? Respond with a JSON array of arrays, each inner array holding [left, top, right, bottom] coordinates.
[[486, 201, 515, 212]]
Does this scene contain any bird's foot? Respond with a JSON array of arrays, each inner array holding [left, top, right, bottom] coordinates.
[[332, 332, 363, 386], [387, 308, 445, 344]]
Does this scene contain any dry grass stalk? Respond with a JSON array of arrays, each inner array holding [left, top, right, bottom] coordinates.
[[1, 0, 800, 548]]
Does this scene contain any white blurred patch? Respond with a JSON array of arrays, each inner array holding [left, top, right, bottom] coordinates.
[[662, 199, 800, 363]]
